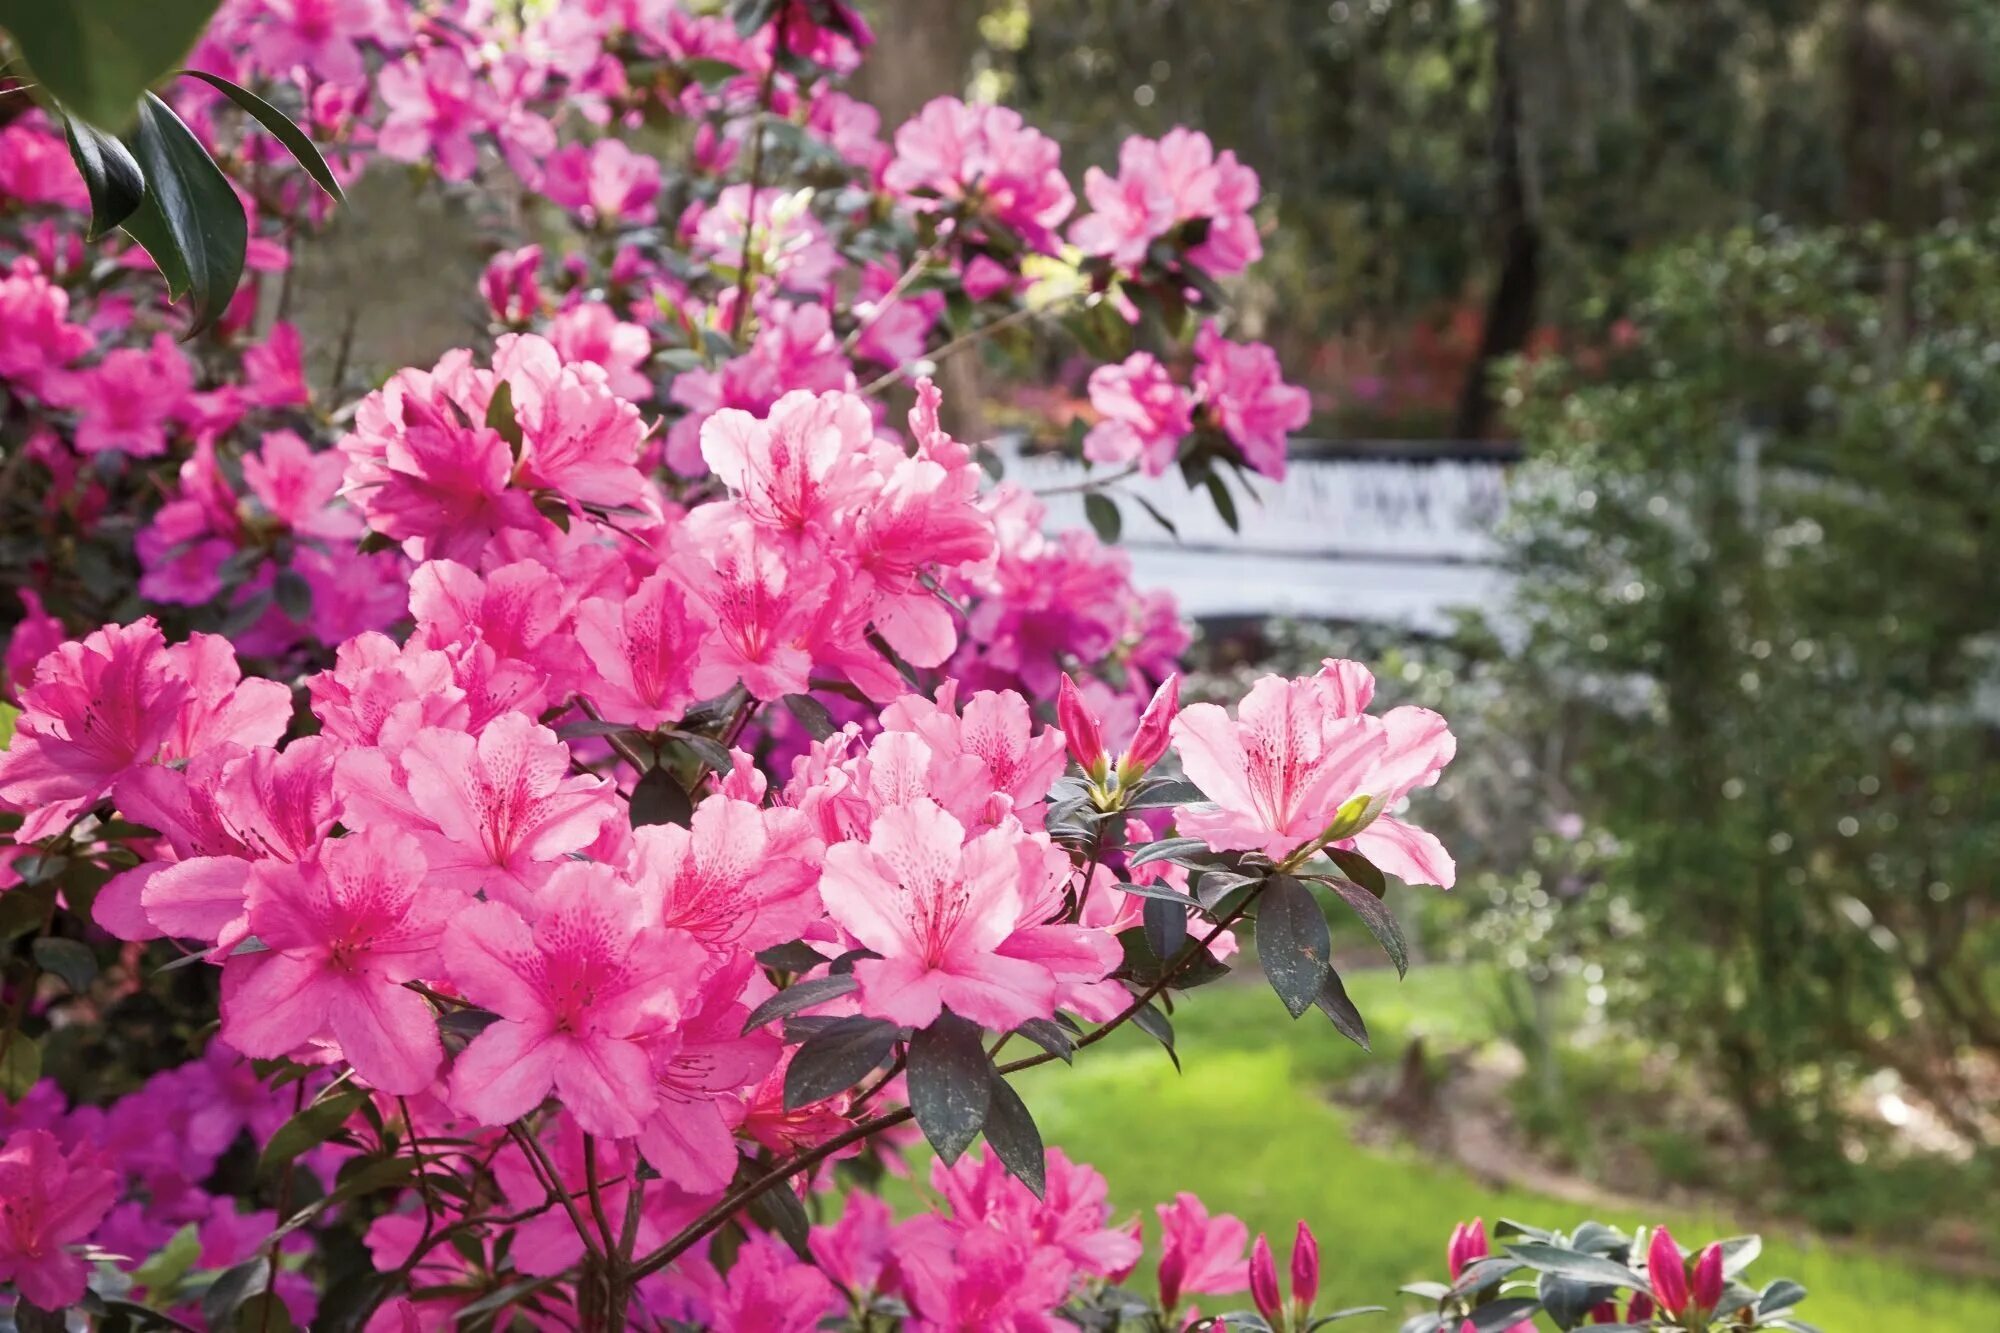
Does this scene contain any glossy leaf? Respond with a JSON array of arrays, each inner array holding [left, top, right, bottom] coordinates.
[[121, 92, 247, 335], [907, 1011, 993, 1165], [782, 1015, 898, 1109], [1256, 873, 1330, 1018], [981, 1071, 1046, 1197], [1321, 874, 1409, 977], [740, 974, 859, 1034], [61, 113, 145, 238], [1313, 965, 1370, 1051], [0, 0, 223, 130], [257, 1087, 367, 1180], [179, 69, 345, 202]]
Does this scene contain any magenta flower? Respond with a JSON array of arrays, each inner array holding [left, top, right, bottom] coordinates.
[[377, 47, 493, 182], [219, 829, 454, 1096], [1084, 352, 1194, 476], [0, 1129, 117, 1310], [444, 861, 703, 1137], [573, 571, 703, 730], [490, 332, 649, 510], [1156, 1192, 1250, 1309], [0, 618, 188, 841], [819, 798, 1118, 1029], [626, 796, 823, 953], [885, 97, 1074, 253], [542, 138, 662, 227], [547, 300, 653, 401], [1058, 672, 1108, 778], [1648, 1226, 1691, 1317], [1193, 320, 1311, 481], [56, 332, 194, 458], [0, 261, 93, 401], [634, 957, 778, 1192], [701, 389, 876, 541]]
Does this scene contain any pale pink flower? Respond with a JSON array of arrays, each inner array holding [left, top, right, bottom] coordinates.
[[547, 300, 653, 400], [377, 46, 493, 182], [0, 619, 189, 840], [444, 861, 702, 1137], [249, 0, 404, 84], [700, 389, 875, 541], [1193, 321, 1309, 481], [491, 332, 650, 511], [1084, 352, 1193, 475], [1313, 658, 1458, 888], [673, 513, 827, 700], [243, 429, 359, 542], [879, 684, 1067, 829], [687, 184, 839, 290], [1070, 149, 1175, 271], [219, 829, 455, 1095], [0, 1129, 118, 1310], [573, 570, 703, 730], [819, 798, 1118, 1029], [886, 98, 1074, 253]]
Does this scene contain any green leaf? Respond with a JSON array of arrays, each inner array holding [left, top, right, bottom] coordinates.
[[630, 766, 693, 829], [1465, 1298, 1541, 1333], [62, 112, 145, 238], [120, 91, 247, 335], [32, 936, 97, 993], [1313, 965, 1370, 1051], [1143, 893, 1188, 961], [273, 569, 313, 621], [740, 974, 859, 1034], [485, 378, 523, 450], [258, 1087, 367, 1180], [907, 1012, 993, 1165], [1084, 492, 1122, 543], [1759, 1279, 1808, 1314], [0, 0, 224, 131], [1256, 873, 1330, 1018], [130, 1222, 202, 1294], [781, 692, 837, 741], [1718, 1234, 1762, 1278], [1321, 875, 1409, 977], [666, 730, 735, 773], [178, 69, 344, 202], [1133, 493, 1179, 538], [1013, 1016, 1074, 1063], [745, 1176, 812, 1260], [783, 1015, 898, 1109], [981, 1070, 1046, 1197], [233, 1293, 297, 1333], [1126, 837, 1213, 869], [0, 1031, 42, 1101], [1113, 880, 1207, 913], [1204, 471, 1239, 531], [202, 1257, 270, 1330], [1127, 1001, 1179, 1069], [1327, 847, 1387, 899]]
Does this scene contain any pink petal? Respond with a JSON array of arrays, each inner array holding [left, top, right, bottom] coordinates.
[[220, 953, 332, 1058], [328, 976, 444, 1095], [449, 1020, 560, 1126]]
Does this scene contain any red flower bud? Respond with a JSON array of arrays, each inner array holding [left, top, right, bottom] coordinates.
[[1118, 671, 1179, 782], [1626, 1292, 1656, 1322], [1447, 1218, 1489, 1280], [1249, 1233, 1284, 1329], [1647, 1226, 1690, 1317], [1057, 672, 1106, 778], [1587, 1300, 1621, 1324], [1691, 1242, 1725, 1313], [1290, 1219, 1320, 1312]]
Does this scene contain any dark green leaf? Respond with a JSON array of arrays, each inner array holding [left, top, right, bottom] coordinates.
[[667, 730, 734, 772], [740, 974, 859, 1034], [0, 0, 223, 130], [121, 91, 247, 334], [1256, 873, 1330, 1018], [1327, 847, 1387, 898], [273, 569, 313, 621], [0, 882, 56, 944], [62, 112, 145, 238], [1085, 492, 1122, 543], [12, 1300, 65, 1333], [1321, 875, 1409, 977], [781, 692, 837, 741], [1127, 1001, 1179, 1069], [32, 936, 97, 993], [1114, 880, 1207, 912], [755, 941, 828, 972], [1204, 471, 1239, 531], [1133, 493, 1179, 538], [1719, 1234, 1762, 1277], [746, 1178, 812, 1260], [1507, 1243, 1643, 1290], [1313, 965, 1370, 1051], [1465, 1299, 1541, 1333], [981, 1071, 1045, 1197], [630, 766, 693, 828], [1305, 1309, 1387, 1329], [1125, 777, 1205, 810], [202, 1257, 269, 1330], [233, 1293, 297, 1333], [1538, 1271, 1614, 1330], [1143, 894, 1188, 960], [179, 69, 344, 202], [1759, 1279, 1808, 1314], [783, 1015, 898, 1109], [1013, 1017, 1074, 1063], [258, 1087, 367, 1180], [907, 1012, 993, 1165], [485, 378, 523, 450], [1127, 837, 1213, 869], [0, 1032, 42, 1102]]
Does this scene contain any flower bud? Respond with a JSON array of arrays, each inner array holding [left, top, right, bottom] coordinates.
[[1249, 1233, 1284, 1329], [1587, 1300, 1621, 1324], [1626, 1292, 1656, 1322], [1446, 1218, 1489, 1280], [1691, 1242, 1725, 1313], [1156, 1243, 1186, 1313], [1057, 672, 1107, 780], [1290, 1219, 1320, 1313], [1647, 1226, 1690, 1317], [1117, 671, 1179, 783]]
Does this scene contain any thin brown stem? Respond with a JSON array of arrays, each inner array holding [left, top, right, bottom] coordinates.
[[508, 1122, 604, 1262], [840, 237, 946, 355], [860, 295, 1082, 397]]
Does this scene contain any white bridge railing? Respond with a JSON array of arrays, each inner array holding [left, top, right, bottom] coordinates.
[[1000, 441, 1516, 630]]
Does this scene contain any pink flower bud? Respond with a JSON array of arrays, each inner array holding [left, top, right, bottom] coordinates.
[[1626, 1292, 1656, 1322], [1118, 671, 1180, 781], [1109, 1219, 1144, 1287], [1249, 1233, 1284, 1329], [1290, 1219, 1320, 1312], [1058, 672, 1107, 778], [1157, 1242, 1186, 1313], [1447, 1218, 1489, 1280], [1587, 1301, 1621, 1324], [1647, 1227, 1690, 1317], [1690, 1242, 1725, 1313]]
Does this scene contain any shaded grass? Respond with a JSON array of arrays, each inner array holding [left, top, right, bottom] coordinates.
[[928, 971, 2000, 1330]]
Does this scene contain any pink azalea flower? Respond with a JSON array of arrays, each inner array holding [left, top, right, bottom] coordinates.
[[885, 98, 1074, 254], [1070, 149, 1176, 271], [0, 1128, 118, 1309], [1193, 321, 1310, 481], [932, 1146, 1144, 1278], [491, 332, 650, 511], [1167, 672, 1388, 864], [809, 1191, 898, 1299], [443, 861, 703, 1137], [673, 513, 828, 700], [249, 0, 404, 85], [1084, 352, 1194, 475], [894, 1217, 1076, 1332], [58, 333, 194, 458], [160, 632, 295, 763], [243, 429, 359, 542], [377, 46, 493, 182], [879, 683, 1067, 830], [1156, 1192, 1250, 1308], [342, 711, 617, 907], [219, 829, 455, 1095], [542, 138, 662, 226], [572, 570, 702, 729], [686, 184, 840, 290], [634, 955, 777, 1191], [0, 260, 94, 401], [661, 1232, 841, 1333], [818, 798, 1118, 1029], [1313, 659, 1457, 888], [626, 796, 823, 953], [1, 590, 65, 706], [242, 321, 310, 408], [0, 618, 189, 841], [481, 244, 545, 325], [547, 300, 654, 400], [0, 120, 89, 210], [700, 389, 876, 541]]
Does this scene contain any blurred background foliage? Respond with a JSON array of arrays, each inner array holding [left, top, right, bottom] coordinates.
[[844, 0, 2000, 1297]]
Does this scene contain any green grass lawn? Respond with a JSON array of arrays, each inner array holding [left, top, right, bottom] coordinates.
[[916, 971, 2000, 1331]]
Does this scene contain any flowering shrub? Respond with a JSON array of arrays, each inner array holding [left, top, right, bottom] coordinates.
[[0, 3, 1816, 1331]]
